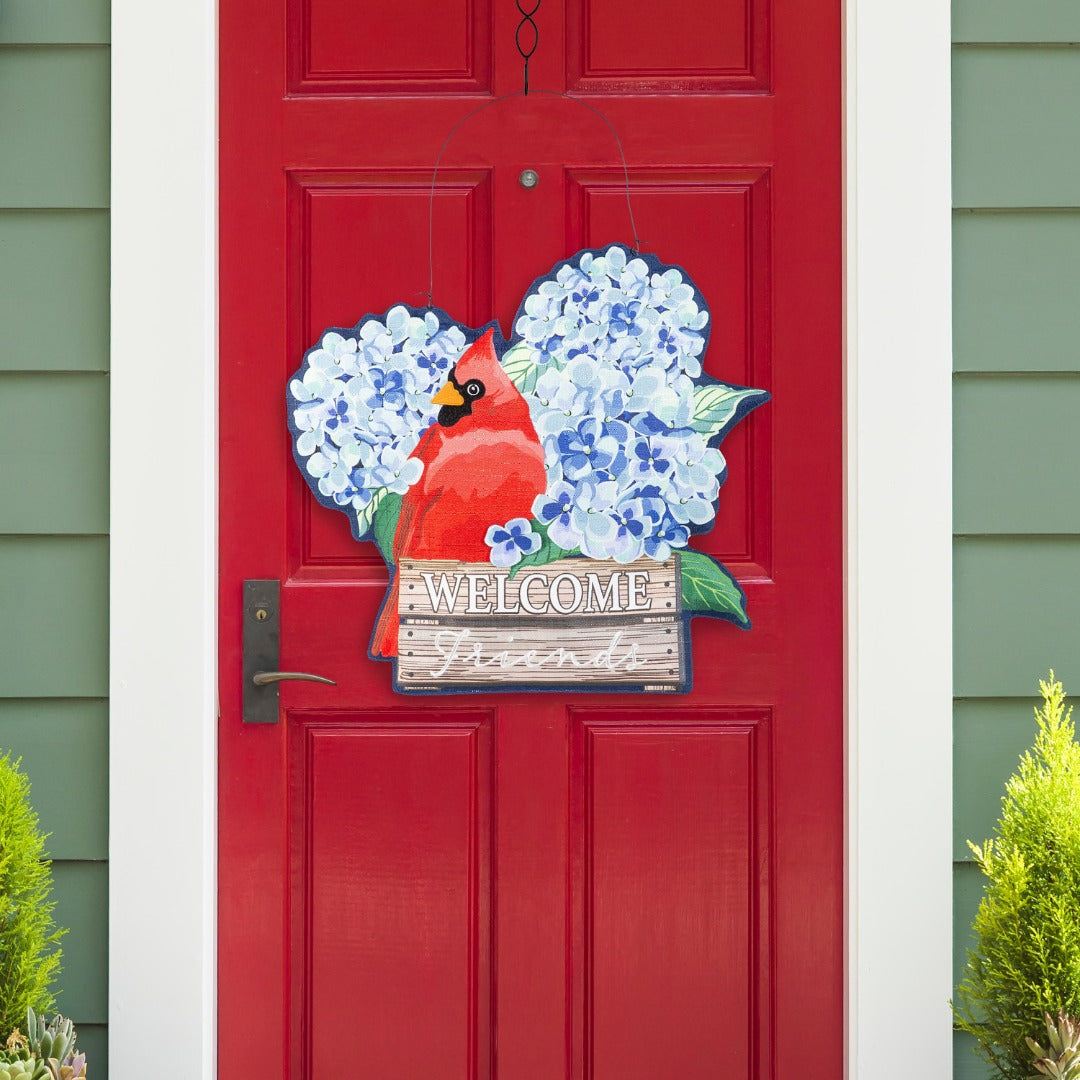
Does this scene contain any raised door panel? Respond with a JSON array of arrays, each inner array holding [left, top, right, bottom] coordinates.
[[567, 0, 770, 92], [293, 713, 493, 1079], [289, 0, 493, 94], [571, 709, 772, 1080]]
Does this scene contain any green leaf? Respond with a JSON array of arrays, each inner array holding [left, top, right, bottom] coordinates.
[[502, 341, 540, 394], [679, 549, 749, 627], [372, 490, 403, 563], [507, 520, 574, 578], [354, 488, 386, 541], [690, 383, 769, 437]]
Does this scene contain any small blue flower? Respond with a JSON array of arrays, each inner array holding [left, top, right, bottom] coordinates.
[[572, 284, 601, 308], [416, 349, 450, 378], [609, 300, 643, 336], [655, 327, 680, 357], [537, 335, 563, 364], [485, 517, 542, 568], [633, 437, 675, 477], [362, 368, 408, 411], [324, 399, 350, 431], [532, 482, 581, 551], [556, 417, 619, 480], [644, 515, 690, 562]]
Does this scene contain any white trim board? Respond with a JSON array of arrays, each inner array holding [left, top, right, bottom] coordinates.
[[108, 3, 953, 1076], [109, 0, 217, 1075], [844, 0, 954, 1075]]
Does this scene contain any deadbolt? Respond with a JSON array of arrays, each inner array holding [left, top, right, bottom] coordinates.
[[519, 169, 539, 189]]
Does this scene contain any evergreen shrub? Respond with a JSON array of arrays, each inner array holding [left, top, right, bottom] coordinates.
[[954, 673, 1080, 1078], [0, 755, 64, 1037]]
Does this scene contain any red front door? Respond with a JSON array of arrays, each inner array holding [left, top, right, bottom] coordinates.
[[219, 3, 842, 1077]]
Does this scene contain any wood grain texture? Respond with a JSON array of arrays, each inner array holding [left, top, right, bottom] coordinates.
[[395, 557, 684, 691]]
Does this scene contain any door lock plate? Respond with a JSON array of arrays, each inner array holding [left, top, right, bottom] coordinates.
[[243, 579, 280, 724]]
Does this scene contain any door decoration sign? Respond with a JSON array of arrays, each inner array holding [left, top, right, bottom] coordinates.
[[287, 245, 769, 694]]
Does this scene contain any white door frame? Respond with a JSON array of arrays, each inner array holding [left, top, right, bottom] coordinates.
[[109, 2, 953, 1076]]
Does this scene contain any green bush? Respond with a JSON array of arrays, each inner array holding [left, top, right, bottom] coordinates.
[[0, 755, 64, 1038], [954, 673, 1080, 1078]]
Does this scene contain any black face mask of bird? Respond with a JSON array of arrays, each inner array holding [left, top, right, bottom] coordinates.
[[431, 366, 486, 427]]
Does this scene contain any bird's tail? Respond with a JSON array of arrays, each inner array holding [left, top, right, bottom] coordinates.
[[371, 574, 399, 659]]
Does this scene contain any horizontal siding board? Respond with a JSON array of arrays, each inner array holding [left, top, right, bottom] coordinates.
[[954, 538, 1080, 697], [953, 698, 1040, 860], [0, 1, 109, 44], [0, 48, 109, 208], [72, 1024, 106, 1078], [953, 47, 1080, 208], [953, 1031, 988, 1080], [0, 374, 109, 533], [954, 861, 983, 986], [51, 860, 107, 1023], [0, 537, 108, 697], [0, 211, 110, 372], [953, 211, 1080, 373], [954, 1, 1080, 43], [954, 376, 1080, 533], [0, 700, 108, 860]]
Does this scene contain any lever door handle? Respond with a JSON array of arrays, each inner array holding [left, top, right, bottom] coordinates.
[[252, 671, 336, 687], [243, 579, 338, 723]]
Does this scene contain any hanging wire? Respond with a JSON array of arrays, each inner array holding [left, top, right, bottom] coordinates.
[[515, 0, 541, 95], [425, 90, 644, 310]]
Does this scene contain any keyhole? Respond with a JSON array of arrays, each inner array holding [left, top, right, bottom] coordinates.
[[255, 608, 269, 621]]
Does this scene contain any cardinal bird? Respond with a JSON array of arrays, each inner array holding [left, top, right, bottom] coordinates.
[[372, 328, 547, 658]]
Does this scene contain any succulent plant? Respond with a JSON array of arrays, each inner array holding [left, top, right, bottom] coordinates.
[[1028, 1013, 1080, 1079], [21, 1011, 83, 1080]]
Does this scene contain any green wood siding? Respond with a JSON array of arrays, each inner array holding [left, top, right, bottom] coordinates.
[[0, 212, 111, 372], [952, 6, 1080, 1077], [954, 1, 1080, 45], [953, 213, 1080, 372], [0, 5, 109, 1071]]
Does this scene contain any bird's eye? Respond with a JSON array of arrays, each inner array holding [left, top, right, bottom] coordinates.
[[465, 380, 484, 398]]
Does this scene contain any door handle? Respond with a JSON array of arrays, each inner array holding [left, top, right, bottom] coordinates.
[[243, 579, 336, 723], [252, 671, 336, 686]]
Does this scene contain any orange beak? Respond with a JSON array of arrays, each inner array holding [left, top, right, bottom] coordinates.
[[432, 380, 465, 407]]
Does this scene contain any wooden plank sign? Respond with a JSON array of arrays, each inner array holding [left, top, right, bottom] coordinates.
[[394, 555, 687, 693]]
